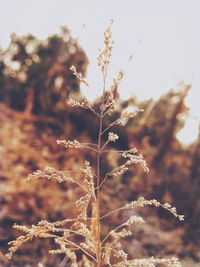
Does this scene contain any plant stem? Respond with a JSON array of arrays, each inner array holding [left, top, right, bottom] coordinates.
[[96, 62, 108, 266], [96, 113, 103, 267]]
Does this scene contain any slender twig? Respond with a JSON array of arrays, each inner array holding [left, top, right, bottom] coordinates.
[[101, 149, 126, 154], [101, 120, 120, 135], [64, 177, 94, 197], [81, 145, 98, 153], [88, 106, 101, 117], [87, 106, 100, 117], [64, 170, 97, 178], [98, 151, 138, 190], [100, 140, 109, 153], [100, 207, 124, 220], [96, 113, 103, 267], [58, 255, 69, 267], [95, 60, 109, 267], [64, 170, 86, 173], [101, 246, 126, 262], [64, 239, 97, 262], [101, 221, 126, 245], [54, 228, 95, 243], [83, 143, 99, 147], [53, 217, 98, 226], [98, 173, 110, 189], [26, 171, 93, 197]]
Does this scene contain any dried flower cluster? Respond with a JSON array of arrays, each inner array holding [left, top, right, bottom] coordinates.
[[105, 151, 149, 178], [97, 20, 114, 72], [57, 139, 81, 148], [26, 167, 74, 183], [123, 197, 184, 221], [69, 65, 89, 86], [68, 98, 100, 117], [108, 132, 119, 142], [6, 22, 184, 267], [111, 70, 124, 92], [68, 98, 90, 109]]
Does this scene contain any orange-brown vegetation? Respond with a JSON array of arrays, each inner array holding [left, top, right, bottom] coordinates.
[[0, 26, 199, 266]]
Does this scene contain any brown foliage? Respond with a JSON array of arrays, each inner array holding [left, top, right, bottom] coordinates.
[[0, 25, 199, 266]]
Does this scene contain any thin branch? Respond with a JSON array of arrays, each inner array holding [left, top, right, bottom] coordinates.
[[98, 156, 130, 189], [65, 169, 97, 179], [55, 217, 98, 226], [101, 149, 125, 154], [101, 246, 126, 263], [100, 140, 109, 153], [101, 222, 126, 245], [64, 239, 97, 262], [57, 140, 98, 152], [58, 255, 70, 267], [63, 176, 93, 197], [63, 170, 97, 179], [51, 218, 81, 225], [88, 106, 101, 117], [98, 173, 110, 189], [105, 164, 125, 176], [101, 120, 119, 135], [64, 170, 88, 173], [100, 207, 124, 220], [96, 112, 103, 265], [109, 258, 182, 267], [83, 143, 98, 147], [81, 145, 98, 153]]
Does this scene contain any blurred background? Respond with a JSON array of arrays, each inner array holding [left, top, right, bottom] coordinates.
[[0, 1, 200, 266]]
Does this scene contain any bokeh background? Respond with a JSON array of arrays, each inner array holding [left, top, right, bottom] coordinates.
[[0, 1, 200, 266]]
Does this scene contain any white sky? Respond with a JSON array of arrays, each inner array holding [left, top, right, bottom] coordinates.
[[0, 0, 200, 144]]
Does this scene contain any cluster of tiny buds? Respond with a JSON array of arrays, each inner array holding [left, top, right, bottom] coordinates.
[[111, 228, 132, 238], [116, 108, 144, 126], [128, 148, 138, 153], [57, 139, 81, 148], [50, 238, 77, 262], [97, 22, 114, 72], [117, 257, 182, 267], [107, 99, 116, 115], [124, 215, 145, 226], [69, 65, 89, 86], [102, 250, 111, 266], [81, 161, 93, 179], [121, 149, 137, 158], [104, 93, 116, 115], [108, 132, 119, 142], [68, 98, 90, 109], [111, 70, 124, 92], [81, 161, 95, 196], [111, 165, 129, 177], [122, 153, 149, 173], [81, 239, 95, 253], [121, 108, 144, 120], [114, 249, 128, 261], [124, 197, 184, 221], [26, 167, 73, 183], [75, 194, 91, 220]]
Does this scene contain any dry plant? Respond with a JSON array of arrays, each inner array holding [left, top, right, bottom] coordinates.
[[6, 21, 184, 267]]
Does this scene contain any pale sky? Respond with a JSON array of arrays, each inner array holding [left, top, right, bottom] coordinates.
[[0, 0, 200, 144]]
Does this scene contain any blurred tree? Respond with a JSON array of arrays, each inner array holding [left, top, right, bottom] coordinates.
[[190, 125, 200, 179], [125, 83, 191, 168], [0, 28, 89, 266], [184, 126, 200, 246], [0, 26, 88, 116]]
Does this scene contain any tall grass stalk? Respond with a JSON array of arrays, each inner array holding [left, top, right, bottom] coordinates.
[[6, 21, 184, 267]]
